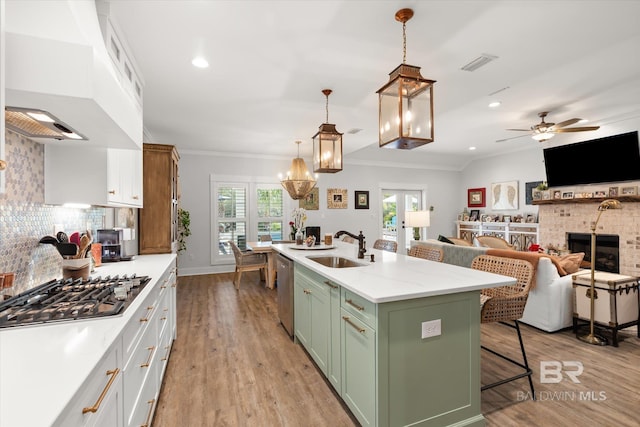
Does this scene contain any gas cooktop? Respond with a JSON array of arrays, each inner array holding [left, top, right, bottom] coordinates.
[[0, 274, 151, 329]]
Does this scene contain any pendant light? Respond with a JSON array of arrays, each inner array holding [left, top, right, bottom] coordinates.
[[279, 140, 317, 200], [313, 89, 343, 173], [377, 8, 436, 149]]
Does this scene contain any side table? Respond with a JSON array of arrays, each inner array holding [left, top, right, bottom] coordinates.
[[572, 271, 640, 346]]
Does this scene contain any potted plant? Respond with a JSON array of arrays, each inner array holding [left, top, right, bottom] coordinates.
[[177, 208, 191, 254]]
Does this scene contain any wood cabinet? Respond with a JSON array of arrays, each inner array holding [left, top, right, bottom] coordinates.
[[139, 143, 179, 254]]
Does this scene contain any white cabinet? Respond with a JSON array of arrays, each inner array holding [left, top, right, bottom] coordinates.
[[45, 145, 142, 207], [456, 220, 539, 250], [53, 344, 123, 427]]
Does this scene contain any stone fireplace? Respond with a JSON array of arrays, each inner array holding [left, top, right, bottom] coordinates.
[[567, 232, 619, 273], [538, 203, 640, 277]]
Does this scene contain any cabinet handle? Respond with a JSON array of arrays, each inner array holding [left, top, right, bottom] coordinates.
[[161, 345, 171, 361], [141, 346, 156, 368], [140, 398, 156, 427], [303, 289, 311, 295], [324, 280, 338, 289], [140, 305, 154, 322], [345, 299, 364, 311], [108, 190, 116, 195], [82, 368, 120, 414], [132, 195, 139, 200], [342, 316, 365, 333]]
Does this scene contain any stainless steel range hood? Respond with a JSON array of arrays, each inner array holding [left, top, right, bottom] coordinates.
[[5, 107, 87, 141], [4, 0, 142, 149]]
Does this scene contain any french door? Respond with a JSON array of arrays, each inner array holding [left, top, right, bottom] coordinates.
[[380, 189, 422, 252]]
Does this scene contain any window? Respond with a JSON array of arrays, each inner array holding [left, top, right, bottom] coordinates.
[[257, 186, 284, 240], [211, 176, 287, 265]]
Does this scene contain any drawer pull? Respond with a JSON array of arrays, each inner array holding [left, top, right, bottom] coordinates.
[[141, 346, 156, 368], [345, 298, 364, 311], [303, 289, 311, 295], [140, 398, 156, 427], [140, 305, 154, 322], [108, 190, 116, 195], [324, 280, 339, 289], [343, 316, 365, 333], [161, 345, 171, 361], [82, 368, 120, 414]]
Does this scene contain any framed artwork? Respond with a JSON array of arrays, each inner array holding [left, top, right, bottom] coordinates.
[[553, 190, 562, 200], [526, 214, 537, 223], [621, 186, 638, 195], [561, 191, 574, 199], [609, 187, 619, 197], [327, 188, 348, 209], [299, 188, 319, 210], [467, 188, 486, 207], [355, 191, 369, 209], [503, 215, 512, 223], [469, 209, 480, 221], [116, 208, 135, 228], [525, 181, 543, 205], [491, 181, 519, 210], [594, 190, 606, 198]]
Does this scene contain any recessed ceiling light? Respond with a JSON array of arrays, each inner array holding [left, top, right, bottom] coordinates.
[[192, 57, 209, 68], [488, 101, 501, 108], [469, 146, 476, 150]]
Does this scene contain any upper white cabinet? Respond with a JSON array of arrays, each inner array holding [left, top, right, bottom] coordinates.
[[45, 145, 142, 208], [4, 0, 142, 150]]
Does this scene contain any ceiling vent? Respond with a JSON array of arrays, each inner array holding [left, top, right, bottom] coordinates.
[[460, 54, 498, 72], [5, 107, 87, 140]]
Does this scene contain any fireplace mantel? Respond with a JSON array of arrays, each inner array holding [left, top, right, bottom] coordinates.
[[533, 195, 640, 205]]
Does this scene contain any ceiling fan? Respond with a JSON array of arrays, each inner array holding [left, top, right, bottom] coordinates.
[[497, 111, 600, 143]]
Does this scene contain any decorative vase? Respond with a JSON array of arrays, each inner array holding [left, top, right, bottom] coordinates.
[[295, 230, 304, 245], [290, 231, 296, 241]]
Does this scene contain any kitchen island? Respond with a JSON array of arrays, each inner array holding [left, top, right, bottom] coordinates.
[[271, 241, 515, 427], [0, 254, 177, 427]]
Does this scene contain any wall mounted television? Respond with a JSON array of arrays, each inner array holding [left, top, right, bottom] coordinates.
[[543, 131, 640, 187]]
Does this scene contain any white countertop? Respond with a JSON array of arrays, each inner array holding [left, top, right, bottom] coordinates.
[[0, 254, 176, 427], [272, 241, 516, 303]]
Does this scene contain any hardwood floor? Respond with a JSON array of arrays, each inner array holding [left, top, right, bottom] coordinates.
[[153, 273, 640, 426]]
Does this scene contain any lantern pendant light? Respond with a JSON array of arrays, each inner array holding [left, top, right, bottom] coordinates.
[[280, 140, 317, 200], [377, 8, 436, 149], [313, 89, 343, 173]]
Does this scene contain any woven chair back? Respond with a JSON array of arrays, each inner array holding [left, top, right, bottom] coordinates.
[[408, 245, 444, 262], [373, 239, 398, 253], [471, 254, 534, 323]]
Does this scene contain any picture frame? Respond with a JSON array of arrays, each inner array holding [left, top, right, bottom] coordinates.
[[327, 188, 348, 209], [594, 190, 607, 198], [525, 181, 543, 205], [561, 191, 574, 200], [469, 209, 480, 221], [467, 188, 486, 207], [532, 190, 542, 201], [491, 181, 519, 210], [354, 190, 369, 209], [457, 213, 464, 221], [299, 188, 319, 210], [621, 185, 637, 195], [503, 215, 512, 223], [525, 214, 537, 223], [553, 190, 562, 200], [609, 186, 619, 197]]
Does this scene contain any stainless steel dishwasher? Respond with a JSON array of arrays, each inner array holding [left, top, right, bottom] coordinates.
[[276, 253, 294, 339]]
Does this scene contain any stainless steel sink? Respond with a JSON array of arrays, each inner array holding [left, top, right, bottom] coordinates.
[[307, 256, 366, 268]]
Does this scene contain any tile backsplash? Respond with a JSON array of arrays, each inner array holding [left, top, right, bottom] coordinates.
[[0, 131, 107, 296]]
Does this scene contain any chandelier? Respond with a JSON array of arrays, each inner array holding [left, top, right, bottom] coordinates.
[[377, 8, 436, 149], [313, 89, 343, 173], [280, 140, 317, 200]]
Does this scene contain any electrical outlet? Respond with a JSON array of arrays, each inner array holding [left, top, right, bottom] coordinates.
[[421, 319, 441, 339]]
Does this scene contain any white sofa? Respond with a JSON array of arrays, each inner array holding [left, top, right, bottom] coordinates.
[[411, 239, 576, 332]]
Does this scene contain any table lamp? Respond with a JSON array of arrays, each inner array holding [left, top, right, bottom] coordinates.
[[578, 199, 622, 345], [405, 210, 430, 240]]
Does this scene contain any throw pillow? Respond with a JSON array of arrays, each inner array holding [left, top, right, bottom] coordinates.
[[473, 237, 486, 248], [437, 235, 455, 245], [557, 252, 585, 274]]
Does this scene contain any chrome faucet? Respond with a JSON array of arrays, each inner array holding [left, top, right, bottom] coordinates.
[[334, 230, 367, 259]]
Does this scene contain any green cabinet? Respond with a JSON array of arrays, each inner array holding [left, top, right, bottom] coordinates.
[[293, 263, 484, 427], [294, 265, 330, 375]]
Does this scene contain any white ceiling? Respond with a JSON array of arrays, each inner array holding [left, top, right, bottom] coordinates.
[[108, 0, 640, 170]]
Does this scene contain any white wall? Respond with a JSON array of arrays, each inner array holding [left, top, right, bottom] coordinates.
[[176, 152, 460, 276]]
